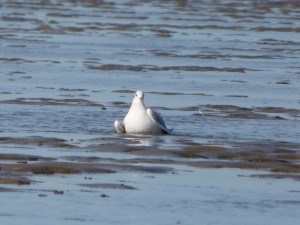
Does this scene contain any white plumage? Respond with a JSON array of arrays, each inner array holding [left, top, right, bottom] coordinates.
[[114, 90, 172, 135]]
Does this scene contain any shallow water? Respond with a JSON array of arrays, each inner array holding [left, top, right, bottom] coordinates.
[[1, 0, 300, 224]]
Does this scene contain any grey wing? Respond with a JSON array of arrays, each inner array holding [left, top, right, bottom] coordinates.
[[147, 108, 171, 134], [114, 120, 126, 134]]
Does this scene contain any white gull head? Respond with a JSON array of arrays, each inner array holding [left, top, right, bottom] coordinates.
[[134, 90, 144, 101]]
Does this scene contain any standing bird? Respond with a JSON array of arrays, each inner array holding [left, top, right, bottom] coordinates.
[[114, 90, 172, 135]]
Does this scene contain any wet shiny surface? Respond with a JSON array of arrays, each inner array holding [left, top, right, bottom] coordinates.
[[1, 0, 300, 224]]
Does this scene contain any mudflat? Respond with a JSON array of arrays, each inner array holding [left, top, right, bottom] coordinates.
[[0, 0, 300, 225]]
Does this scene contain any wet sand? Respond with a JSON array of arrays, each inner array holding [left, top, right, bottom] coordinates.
[[1, 0, 300, 225]]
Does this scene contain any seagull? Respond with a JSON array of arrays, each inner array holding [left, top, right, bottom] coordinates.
[[114, 90, 172, 135]]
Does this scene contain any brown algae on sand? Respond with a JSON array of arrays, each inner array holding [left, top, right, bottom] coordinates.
[[2, 138, 299, 187]]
